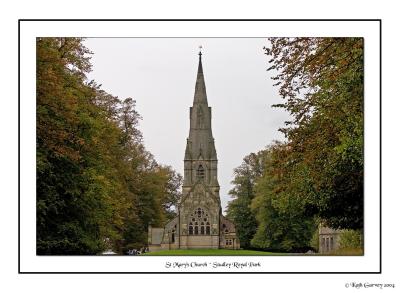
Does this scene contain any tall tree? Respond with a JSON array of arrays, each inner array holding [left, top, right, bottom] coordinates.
[[226, 152, 265, 248], [36, 38, 182, 254], [37, 37, 113, 254], [160, 166, 183, 221], [265, 38, 363, 230], [250, 143, 316, 251]]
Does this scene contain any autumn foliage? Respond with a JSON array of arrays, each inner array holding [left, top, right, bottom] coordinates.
[[227, 38, 363, 251], [36, 38, 181, 255]]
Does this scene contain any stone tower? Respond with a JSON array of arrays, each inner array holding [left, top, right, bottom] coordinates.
[[177, 50, 222, 249], [183, 51, 220, 198], [147, 51, 240, 251]]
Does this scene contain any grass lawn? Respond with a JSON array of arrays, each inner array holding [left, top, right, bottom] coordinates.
[[142, 249, 287, 256]]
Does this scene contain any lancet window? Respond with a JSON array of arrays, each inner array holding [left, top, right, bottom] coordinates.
[[197, 165, 205, 180]]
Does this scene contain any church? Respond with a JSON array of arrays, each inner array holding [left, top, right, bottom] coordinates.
[[148, 51, 240, 251]]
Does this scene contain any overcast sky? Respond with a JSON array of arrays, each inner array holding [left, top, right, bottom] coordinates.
[[83, 38, 290, 212]]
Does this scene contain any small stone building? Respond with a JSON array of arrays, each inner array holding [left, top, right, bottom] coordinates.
[[148, 51, 240, 251], [319, 225, 342, 253]]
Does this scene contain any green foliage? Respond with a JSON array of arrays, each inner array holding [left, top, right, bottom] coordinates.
[[227, 145, 316, 252], [226, 152, 266, 248], [265, 38, 364, 230], [250, 143, 316, 251], [244, 38, 363, 252], [339, 229, 362, 249], [226, 197, 257, 249], [36, 38, 182, 255], [310, 228, 320, 251], [160, 166, 183, 221], [37, 37, 108, 254]]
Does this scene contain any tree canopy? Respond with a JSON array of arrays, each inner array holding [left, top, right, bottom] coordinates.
[[227, 38, 363, 252], [36, 38, 181, 254], [226, 152, 266, 248], [265, 37, 363, 230]]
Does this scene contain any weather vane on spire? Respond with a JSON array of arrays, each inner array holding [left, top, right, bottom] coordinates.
[[199, 45, 203, 57]]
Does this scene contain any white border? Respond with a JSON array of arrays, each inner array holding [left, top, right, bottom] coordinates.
[[19, 20, 380, 273]]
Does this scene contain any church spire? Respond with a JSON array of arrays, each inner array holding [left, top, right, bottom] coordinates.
[[198, 48, 203, 74], [184, 49, 218, 187], [193, 47, 208, 105]]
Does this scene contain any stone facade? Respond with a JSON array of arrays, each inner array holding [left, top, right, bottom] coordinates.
[[318, 225, 342, 253], [148, 52, 240, 251]]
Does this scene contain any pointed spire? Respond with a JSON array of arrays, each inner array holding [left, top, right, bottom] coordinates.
[[198, 48, 203, 74], [193, 47, 208, 105], [184, 49, 218, 188]]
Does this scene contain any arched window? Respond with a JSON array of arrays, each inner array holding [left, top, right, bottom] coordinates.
[[171, 230, 175, 243], [189, 208, 211, 236], [200, 222, 205, 235], [197, 165, 205, 180], [189, 223, 193, 235]]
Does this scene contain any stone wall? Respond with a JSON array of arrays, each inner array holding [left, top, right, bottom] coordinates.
[[180, 235, 219, 249]]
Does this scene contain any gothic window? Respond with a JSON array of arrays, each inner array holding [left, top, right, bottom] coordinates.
[[206, 222, 210, 235], [171, 230, 175, 243], [330, 237, 334, 250], [197, 165, 205, 180], [226, 239, 233, 246], [189, 208, 211, 236], [322, 238, 325, 251], [189, 223, 193, 235]]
